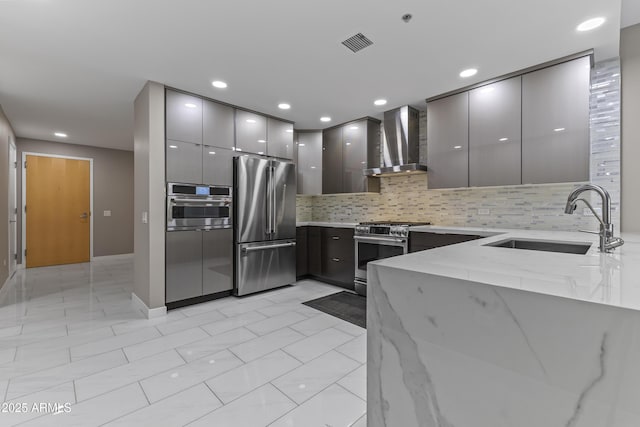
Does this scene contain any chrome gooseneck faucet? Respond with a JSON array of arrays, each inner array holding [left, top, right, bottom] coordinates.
[[564, 184, 624, 252]]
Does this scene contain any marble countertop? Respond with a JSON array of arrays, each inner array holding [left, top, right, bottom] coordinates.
[[373, 226, 640, 312], [296, 221, 357, 228]]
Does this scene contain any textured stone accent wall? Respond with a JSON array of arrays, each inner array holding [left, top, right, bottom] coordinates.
[[297, 59, 620, 232]]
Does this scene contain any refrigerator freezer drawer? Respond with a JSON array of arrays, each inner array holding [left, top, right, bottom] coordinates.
[[235, 240, 296, 296]]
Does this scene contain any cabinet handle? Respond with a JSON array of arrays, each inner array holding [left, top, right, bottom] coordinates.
[[332, 236, 340, 240], [332, 258, 340, 262]]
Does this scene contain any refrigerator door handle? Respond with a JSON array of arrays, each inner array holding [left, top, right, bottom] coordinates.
[[265, 165, 271, 238], [271, 165, 277, 236]]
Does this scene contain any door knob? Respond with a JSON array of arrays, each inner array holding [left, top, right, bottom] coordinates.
[[80, 212, 88, 219]]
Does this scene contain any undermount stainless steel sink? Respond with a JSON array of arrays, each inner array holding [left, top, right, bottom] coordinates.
[[484, 239, 591, 255]]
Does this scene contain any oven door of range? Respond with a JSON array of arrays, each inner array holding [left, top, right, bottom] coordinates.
[[353, 235, 408, 291], [166, 196, 231, 231]]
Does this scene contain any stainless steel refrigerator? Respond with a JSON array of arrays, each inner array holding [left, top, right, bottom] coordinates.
[[234, 156, 297, 296]]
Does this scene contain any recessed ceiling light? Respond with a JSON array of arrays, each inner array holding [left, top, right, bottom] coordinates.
[[278, 103, 291, 110], [374, 99, 387, 106], [246, 119, 256, 123], [459, 68, 478, 78], [349, 126, 359, 130], [285, 129, 293, 133], [184, 103, 197, 109], [54, 132, 68, 138], [320, 117, 331, 122], [577, 17, 605, 32], [208, 151, 216, 155], [258, 139, 266, 143], [554, 127, 565, 132], [499, 137, 508, 142], [169, 145, 178, 149], [212, 80, 228, 89]]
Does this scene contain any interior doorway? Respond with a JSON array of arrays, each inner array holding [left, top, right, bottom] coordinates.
[[22, 153, 93, 268], [8, 140, 17, 276]]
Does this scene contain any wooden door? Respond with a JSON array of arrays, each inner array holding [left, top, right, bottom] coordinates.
[[26, 155, 90, 267]]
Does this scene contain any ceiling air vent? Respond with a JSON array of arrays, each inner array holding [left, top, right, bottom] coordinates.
[[341, 33, 373, 53]]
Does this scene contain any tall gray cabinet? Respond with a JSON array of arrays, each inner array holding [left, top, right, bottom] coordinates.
[[522, 56, 590, 184], [166, 91, 204, 184], [296, 131, 323, 195]]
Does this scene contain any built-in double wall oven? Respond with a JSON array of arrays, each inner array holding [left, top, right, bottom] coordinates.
[[167, 182, 232, 231], [165, 183, 233, 307]]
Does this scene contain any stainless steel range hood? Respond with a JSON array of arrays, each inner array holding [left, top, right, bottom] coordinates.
[[364, 105, 426, 177]]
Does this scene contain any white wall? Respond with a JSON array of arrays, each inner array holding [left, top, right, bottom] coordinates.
[[133, 81, 166, 312], [621, 24, 640, 232]]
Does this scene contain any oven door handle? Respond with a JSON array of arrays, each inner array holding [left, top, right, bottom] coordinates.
[[354, 235, 407, 244], [171, 197, 230, 205]]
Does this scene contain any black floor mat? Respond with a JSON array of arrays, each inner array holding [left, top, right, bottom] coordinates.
[[302, 291, 366, 328]]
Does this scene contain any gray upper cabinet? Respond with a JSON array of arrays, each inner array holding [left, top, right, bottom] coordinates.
[[522, 56, 590, 184], [166, 90, 203, 144], [203, 229, 233, 295], [342, 122, 367, 193], [469, 77, 522, 187], [267, 119, 294, 159], [235, 110, 267, 155], [202, 146, 234, 186], [322, 126, 343, 194], [296, 131, 322, 195], [427, 92, 469, 189], [166, 139, 202, 184], [203, 100, 235, 150]]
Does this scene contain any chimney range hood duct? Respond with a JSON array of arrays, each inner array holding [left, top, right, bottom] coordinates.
[[364, 105, 427, 177]]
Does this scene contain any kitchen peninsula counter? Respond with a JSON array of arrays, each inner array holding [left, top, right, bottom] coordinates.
[[368, 227, 640, 427]]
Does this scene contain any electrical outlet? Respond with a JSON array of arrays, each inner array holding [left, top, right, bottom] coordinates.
[[103, 210, 112, 217], [478, 208, 490, 215]]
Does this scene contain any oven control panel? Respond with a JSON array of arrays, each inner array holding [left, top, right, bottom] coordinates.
[[355, 224, 409, 238]]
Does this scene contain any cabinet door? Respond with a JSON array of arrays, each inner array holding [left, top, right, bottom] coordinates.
[[342, 121, 367, 193], [296, 227, 308, 278], [427, 92, 469, 189], [297, 131, 323, 195], [522, 56, 590, 184], [165, 90, 203, 144], [235, 110, 267, 155], [321, 228, 354, 285], [307, 227, 322, 277], [203, 100, 235, 150], [166, 139, 202, 184], [267, 118, 294, 159], [322, 127, 343, 194], [166, 231, 203, 303], [203, 146, 234, 186], [469, 77, 522, 186], [203, 229, 233, 295]]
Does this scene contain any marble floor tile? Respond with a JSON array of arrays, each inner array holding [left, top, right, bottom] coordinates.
[[0, 347, 16, 365], [245, 311, 308, 336], [269, 384, 366, 427], [0, 348, 70, 381], [336, 333, 367, 364], [110, 310, 187, 335], [6, 349, 127, 399], [104, 383, 221, 427], [187, 384, 296, 427], [18, 383, 149, 427], [229, 327, 305, 362], [200, 310, 267, 336], [140, 349, 243, 403], [206, 350, 301, 403], [0, 325, 22, 338], [338, 364, 367, 400], [70, 326, 161, 360], [123, 327, 208, 361], [155, 308, 226, 336], [290, 313, 341, 336], [272, 350, 360, 404], [74, 350, 185, 401], [352, 414, 367, 427], [218, 298, 274, 317], [176, 327, 257, 363], [334, 319, 367, 337], [283, 328, 354, 363]]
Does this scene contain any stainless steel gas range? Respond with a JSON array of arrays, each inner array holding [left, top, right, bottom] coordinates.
[[353, 222, 430, 296]]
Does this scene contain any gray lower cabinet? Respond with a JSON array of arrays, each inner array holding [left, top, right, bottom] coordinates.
[[296, 131, 322, 194], [322, 126, 343, 194], [166, 139, 202, 184], [267, 118, 294, 159], [165, 90, 203, 145], [203, 99, 235, 150], [469, 77, 522, 187], [522, 56, 590, 184], [427, 92, 469, 189], [235, 110, 267, 155], [166, 231, 203, 303], [203, 146, 234, 186], [203, 229, 233, 295]]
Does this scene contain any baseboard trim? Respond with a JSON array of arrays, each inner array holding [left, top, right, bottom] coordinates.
[[132, 292, 167, 319], [92, 253, 134, 261]]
